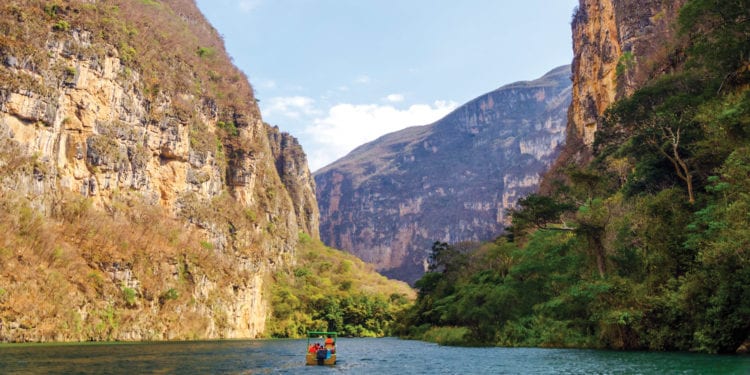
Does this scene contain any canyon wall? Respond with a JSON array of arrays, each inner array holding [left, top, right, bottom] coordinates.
[[568, 0, 687, 146], [266, 124, 320, 240], [315, 66, 571, 284], [542, 0, 687, 188], [0, 0, 317, 341]]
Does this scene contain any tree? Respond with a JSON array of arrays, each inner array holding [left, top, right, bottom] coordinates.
[[603, 74, 707, 205], [683, 148, 750, 352], [575, 198, 611, 277], [679, 0, 750, 88], [427, 241, 468, 276], [641, 112, 697, 204], [510, 194, 575, 232], [427, 241, 449, 272]]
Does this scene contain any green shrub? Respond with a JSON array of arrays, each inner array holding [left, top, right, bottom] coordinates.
[[339, 280, 352, 291], [217, 121, 238, 136], [421, 326, 470, 346], [52, 20, 70, 32], [294, 267, 311, 278], [161, 288, 179, 302], [298, 231, 312, 244], [245, 209, 257, 223], [119, 42, 136, 63], [122, 286, 137, 307], [44, 4, 61, 18], [339, 260, 352, 273], [196, 46, 216, 58], [615, 51, 635, 77]]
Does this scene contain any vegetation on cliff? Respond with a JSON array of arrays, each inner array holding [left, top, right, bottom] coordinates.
[[0, 178, 412, 341], [266, 233, 414, 338], [0, 187, 250, 341], [398, 0, 750, 353], [0, 0, 257, 119]]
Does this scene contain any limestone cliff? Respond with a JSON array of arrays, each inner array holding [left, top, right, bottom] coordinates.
[[568, 0, 686, 147], [266, 124, 320, 239], [315, 66, 571, 283], [0, 0, 315, 341], [542, 0, 687, 191]]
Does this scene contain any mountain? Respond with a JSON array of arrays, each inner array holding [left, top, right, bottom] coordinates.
[[0, 0, 319, 341], [315, 66, 572, 284]]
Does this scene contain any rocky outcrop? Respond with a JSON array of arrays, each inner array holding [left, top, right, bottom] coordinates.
[[266, 124, 320, 239], [0, 1, 315, 341], [568, 0, 686, 146], [542, 0, 686, 191], [315, 66, 571, 283]]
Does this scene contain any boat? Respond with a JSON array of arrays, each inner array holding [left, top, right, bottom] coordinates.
[[305, 331, 337, 365]]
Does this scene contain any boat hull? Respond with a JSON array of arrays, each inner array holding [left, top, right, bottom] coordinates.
[[306, 352, 336, 366]]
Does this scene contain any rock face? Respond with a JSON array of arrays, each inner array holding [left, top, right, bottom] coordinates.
[[0, 1, 317, 341], [542, 0, 686, 190], [568, 0, 686, 147], [266, 124, 320, 239], [315, 66, 571, 283]]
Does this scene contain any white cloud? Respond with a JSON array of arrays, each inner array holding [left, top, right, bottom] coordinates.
[[305, 100, 458, 171], [385, 93, 405, 103], [259, 79, 276, 89], [264, 96, 320, 119], [355, 75, 371, 84], [238, 0, 262, 12]]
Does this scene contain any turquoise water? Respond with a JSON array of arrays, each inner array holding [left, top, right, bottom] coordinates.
[[1, 337, 749, 374]]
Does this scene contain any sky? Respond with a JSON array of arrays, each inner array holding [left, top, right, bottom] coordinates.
[[195, 0, 578, 172]]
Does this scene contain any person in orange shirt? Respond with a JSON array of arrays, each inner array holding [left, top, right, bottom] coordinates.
[[324, 335, 334, 349]]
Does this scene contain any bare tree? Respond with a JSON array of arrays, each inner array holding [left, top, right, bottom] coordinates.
[[642, 112, 696, 204]]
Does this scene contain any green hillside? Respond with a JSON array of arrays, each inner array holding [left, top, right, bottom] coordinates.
[[267, 234, 415, 338], [398, 0, 750, 354]]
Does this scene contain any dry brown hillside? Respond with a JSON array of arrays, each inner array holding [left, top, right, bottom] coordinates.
[[0, 0, 409, 342]]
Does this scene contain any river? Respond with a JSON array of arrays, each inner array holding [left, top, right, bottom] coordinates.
[[1, 337, 749, 374]]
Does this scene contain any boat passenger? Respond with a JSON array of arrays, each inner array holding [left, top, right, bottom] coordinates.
[[325, 335, 334, 348]]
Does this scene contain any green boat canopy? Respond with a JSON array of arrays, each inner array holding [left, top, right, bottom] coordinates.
[[306, 331, 337, 337]]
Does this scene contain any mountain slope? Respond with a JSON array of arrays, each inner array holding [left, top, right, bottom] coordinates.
[[0, 0, 318, 341], [315, 66, 572, 283]]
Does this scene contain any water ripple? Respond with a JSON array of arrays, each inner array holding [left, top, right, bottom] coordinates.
[[1, 338, 749, 374]]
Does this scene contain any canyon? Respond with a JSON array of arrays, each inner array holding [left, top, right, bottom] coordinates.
[[316, 66, 572, 284]]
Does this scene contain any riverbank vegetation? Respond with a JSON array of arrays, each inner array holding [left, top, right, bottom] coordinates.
[[397, 0, 750, 354], [266, 234, 414, 338]]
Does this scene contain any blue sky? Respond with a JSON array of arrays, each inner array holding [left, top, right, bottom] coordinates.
[[195, 0, 578, 171]]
